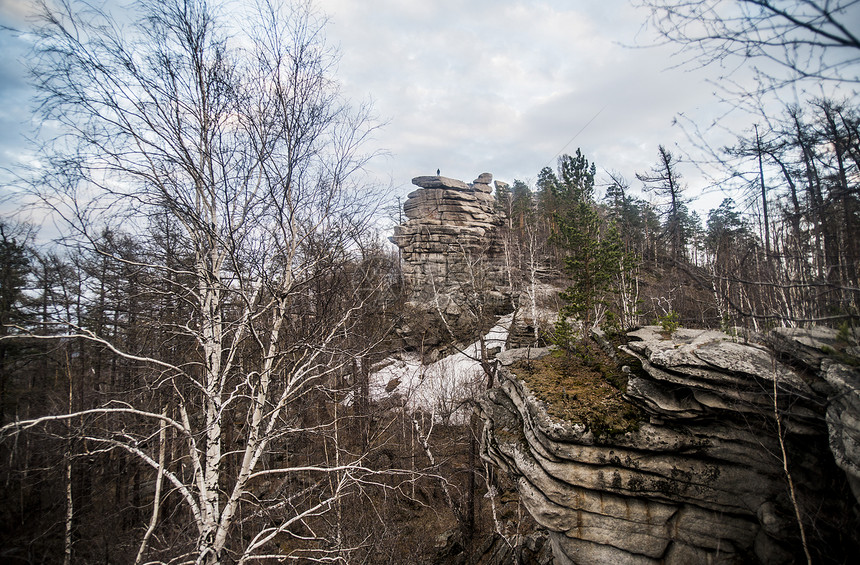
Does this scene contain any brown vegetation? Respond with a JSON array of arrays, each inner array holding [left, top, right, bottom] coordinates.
[[512, 346, 643, 437]]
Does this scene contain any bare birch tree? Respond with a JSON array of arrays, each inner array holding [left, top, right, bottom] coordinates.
[[1, 1, 387, 563], [636, 0, 860, 92]]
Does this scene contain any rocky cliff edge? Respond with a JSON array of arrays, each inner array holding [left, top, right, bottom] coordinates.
[[479, 327, 860, 564]]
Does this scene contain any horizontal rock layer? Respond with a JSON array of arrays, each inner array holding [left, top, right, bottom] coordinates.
[[391, 174, 509, 346], [479, 327, 860, 564]]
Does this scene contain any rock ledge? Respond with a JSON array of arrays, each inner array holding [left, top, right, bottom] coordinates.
[[479, 327, 860, 564]]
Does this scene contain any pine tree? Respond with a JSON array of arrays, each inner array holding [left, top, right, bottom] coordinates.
[[546, 152, 627, 349], [637, 145, 688, 262], [0, 223, 30, 424]]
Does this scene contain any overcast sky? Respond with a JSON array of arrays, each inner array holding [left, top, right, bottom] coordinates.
[[319, 0, 723, 197], [0, 0, 840, 234]]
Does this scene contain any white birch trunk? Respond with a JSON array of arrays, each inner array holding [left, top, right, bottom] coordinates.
[[64, 453, 73, 565], [135, 410, 168, 565]]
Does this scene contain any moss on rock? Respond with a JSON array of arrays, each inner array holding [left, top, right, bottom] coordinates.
[[510, 345, 643, 438]]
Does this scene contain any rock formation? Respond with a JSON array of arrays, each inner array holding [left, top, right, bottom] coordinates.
[[479, 327, 860, 564], [768, 327, 860, 505], [391, 173, 509, 346]]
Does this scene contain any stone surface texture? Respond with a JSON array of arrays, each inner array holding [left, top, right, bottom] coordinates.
[[391, 174, 508, 346], [479, 327, 860, 564], [767, 327, 860, 503]]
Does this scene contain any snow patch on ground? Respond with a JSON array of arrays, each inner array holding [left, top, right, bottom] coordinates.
[[369, 314, 513, 424]]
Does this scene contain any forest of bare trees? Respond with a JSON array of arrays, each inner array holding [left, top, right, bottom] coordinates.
[[0, 0, 440, 562]]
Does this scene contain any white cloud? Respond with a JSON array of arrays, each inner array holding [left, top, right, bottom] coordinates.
[[318, 0, 734, 206], [0, 0, 38, 24], [2, 0, 845, 228]]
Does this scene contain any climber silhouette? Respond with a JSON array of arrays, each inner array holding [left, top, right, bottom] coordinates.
[[436, 168, 440, 176]]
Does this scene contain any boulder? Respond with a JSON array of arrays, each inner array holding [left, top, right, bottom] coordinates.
[[473, 172, 493, 185], [411, 175, 471, 190]]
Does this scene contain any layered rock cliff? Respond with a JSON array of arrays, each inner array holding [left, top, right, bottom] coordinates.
[[479, 327, 860, 564], [391, 173, 509, 346]]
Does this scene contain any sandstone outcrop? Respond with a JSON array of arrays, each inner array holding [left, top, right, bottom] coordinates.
[[392, 174, 509, 346], [479, 327, 860, 564], [767, 327, 860, 504]]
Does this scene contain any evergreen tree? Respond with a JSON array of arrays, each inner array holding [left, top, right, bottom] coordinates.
[[706, 198, 749, 255], [510, 179, 534, 229], [558, 148, 596, 202], [0, 223, 31, 424], [546, 152, 627, 348], [637, 145, 688, 262], [0, 224, 29, 333]]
